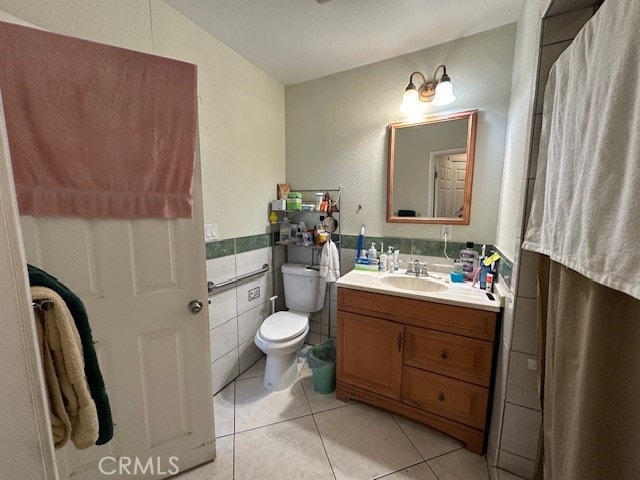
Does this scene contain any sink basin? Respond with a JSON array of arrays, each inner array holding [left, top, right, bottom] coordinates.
[[380, 276, 447, 293]]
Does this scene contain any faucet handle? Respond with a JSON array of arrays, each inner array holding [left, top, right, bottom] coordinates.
[[406, 262, 414, 274], [420, 263, 429, 276]]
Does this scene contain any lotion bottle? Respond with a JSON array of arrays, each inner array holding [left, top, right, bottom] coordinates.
[[379, 242, 387, 271], [368, 242, 377, 260]]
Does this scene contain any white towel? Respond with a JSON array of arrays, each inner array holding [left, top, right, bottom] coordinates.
[[319, 240, 340, 283], [523, 0, 640, 301]]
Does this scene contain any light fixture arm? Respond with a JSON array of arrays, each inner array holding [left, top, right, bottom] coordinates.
[[408, 71, 426, 87], [432, 64, 448, 83]]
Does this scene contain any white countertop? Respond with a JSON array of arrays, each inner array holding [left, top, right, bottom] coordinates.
[[336, 270, 502, 312]]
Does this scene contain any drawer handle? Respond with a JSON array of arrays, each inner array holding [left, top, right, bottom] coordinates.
[[441, 350, 448, 360], [397, 332, 402, 352], [438, 393, 445, 402]]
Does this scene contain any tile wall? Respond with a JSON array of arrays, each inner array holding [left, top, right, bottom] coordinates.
[[206, 234, 286, 394], [489, 2, 597, 478]]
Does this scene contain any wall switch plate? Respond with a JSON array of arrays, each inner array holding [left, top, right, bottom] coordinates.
[[248, 287, 260, 302], [204, 224, 218, 241], [441, 225, 452, 240]]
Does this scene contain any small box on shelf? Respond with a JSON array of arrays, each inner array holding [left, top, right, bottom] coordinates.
[[271, 199, 286, 211]]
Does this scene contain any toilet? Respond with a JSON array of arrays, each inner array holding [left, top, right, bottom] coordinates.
[[255, 263, 325, 390]]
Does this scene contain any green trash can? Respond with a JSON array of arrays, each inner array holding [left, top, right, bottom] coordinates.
[[306, 339, 336, 394]]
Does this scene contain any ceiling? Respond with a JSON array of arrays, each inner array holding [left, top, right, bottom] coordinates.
[[167, 0, 525, 86]]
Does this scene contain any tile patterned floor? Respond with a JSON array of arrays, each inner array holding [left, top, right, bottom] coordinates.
[[178, 355, 524, 480]]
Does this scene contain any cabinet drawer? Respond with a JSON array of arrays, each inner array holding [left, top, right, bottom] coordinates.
[[404, 327, 493, 386], [401, 366, 488, 429], [338, 288, 496, 341]]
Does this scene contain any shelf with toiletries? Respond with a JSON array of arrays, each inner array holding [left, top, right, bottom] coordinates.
[[269, 187, 341, 268], [275, 239, 341, 249]]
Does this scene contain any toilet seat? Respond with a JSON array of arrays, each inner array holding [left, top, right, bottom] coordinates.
[[258, 311, 308, 342]]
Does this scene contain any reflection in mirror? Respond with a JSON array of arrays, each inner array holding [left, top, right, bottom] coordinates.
[[387, 110, 477, 225]]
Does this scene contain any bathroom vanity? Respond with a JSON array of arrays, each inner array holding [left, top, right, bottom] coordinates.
[[335, 270, 500, 454]]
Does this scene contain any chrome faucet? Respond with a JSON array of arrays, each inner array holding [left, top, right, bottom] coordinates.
[[405, 260, 429, 277], [420, 262, 429, 277]]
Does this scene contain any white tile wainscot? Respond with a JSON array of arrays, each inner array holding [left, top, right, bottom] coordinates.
[[207, 246, 273, 394]]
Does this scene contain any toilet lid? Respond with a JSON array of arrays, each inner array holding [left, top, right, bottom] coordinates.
[[259, 311, 307, 342]]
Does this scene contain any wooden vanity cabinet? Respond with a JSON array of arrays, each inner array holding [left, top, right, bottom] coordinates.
[[336, 287, 498, 454]]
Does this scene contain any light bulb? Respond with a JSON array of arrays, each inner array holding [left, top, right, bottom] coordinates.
[[400, 87, 420, 115], [432, 79, 456, 106]]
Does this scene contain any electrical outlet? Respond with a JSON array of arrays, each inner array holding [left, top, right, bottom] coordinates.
[[441, 225, 452, 240], [248, 287, 260, 302], [204, 223, 218, 241]]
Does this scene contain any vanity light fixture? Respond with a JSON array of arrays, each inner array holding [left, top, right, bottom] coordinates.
[[400, 64, 456, 114]]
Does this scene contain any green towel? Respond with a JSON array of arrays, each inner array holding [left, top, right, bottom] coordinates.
[[28, 264, 113, 445]]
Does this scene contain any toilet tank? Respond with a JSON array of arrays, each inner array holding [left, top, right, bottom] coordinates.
[[281, 263, 324, 313]]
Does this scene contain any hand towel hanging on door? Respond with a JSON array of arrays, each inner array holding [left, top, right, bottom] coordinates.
[[32, 286, 99, 449], [29, 264, 113, 445], [0, 20, 197, 219]]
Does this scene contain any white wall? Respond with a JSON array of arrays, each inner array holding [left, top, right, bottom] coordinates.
[[285, 25, 516, 244], [0, 0, 286, 240], [494, 1, 542, 260]]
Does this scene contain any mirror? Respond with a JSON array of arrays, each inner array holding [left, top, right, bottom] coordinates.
[[387, 110, 477, 224]]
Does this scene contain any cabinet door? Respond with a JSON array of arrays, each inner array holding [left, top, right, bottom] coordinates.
[[337, 311, 403, 399]]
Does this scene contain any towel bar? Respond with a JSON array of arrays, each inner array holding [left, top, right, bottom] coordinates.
[[208, 263, 269, 294]]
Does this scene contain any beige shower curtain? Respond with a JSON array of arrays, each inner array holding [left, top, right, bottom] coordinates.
[[521, 1, 640, 477], [537, 255, 640, 479]]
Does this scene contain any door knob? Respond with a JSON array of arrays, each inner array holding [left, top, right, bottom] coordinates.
[[188, 299, 204, 314]]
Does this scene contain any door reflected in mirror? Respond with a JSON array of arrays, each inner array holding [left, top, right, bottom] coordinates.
[[387, 110, 477, 225]]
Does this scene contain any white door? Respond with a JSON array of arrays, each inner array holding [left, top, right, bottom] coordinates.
[[434, 153, 467, 217], [19, 148, 214, 478]]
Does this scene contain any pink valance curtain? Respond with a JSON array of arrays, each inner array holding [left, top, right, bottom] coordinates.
[[0, 21, 197, 219]]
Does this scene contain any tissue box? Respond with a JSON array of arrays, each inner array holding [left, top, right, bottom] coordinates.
[[271, 199, 286, 211]]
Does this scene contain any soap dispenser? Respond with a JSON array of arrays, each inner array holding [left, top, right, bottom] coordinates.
[[368, 242, 377, 260]]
